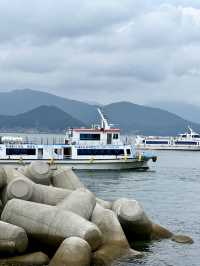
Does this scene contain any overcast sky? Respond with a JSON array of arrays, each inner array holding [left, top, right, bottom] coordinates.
[[1, 0, 200, 105]]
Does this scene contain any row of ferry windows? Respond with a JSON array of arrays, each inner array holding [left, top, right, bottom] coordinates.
[[144, 141, 198, 145], [181, 135, 200, 138], [77, 149, 130, 156], [6, 148, 62, 156], [5, 148, 131, 156], [80, 133, 118, 141], [6, 148, 36, 155]]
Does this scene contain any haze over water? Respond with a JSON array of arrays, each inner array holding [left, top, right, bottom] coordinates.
[[78, 151, 200, 266]]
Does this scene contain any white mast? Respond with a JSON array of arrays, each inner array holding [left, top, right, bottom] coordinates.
[[97, 108, 110, 130], [188, 126, 194, 134]]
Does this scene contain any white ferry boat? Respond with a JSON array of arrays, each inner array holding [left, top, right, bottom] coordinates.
[[135, 127, 200, 151], [0, 109, 157, 170]]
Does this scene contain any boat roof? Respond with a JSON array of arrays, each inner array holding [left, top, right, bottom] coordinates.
[[70, 108, 120, 133], [179, 126, 200, 136], [72, 128, 120, 132]]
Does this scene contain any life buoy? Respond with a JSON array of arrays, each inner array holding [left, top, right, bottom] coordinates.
[[124, 154, 128, 161], [136, 152, 142, 161], [138, 154, 142, 161], [48, 158, 54, 165]]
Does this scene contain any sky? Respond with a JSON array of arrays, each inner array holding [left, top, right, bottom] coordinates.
[[1, 0, 200, 105]]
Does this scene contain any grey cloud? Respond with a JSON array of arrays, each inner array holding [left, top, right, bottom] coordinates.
[[1, 42, 64, 74], [0, 0, 200, 105], [172, 45, 200, 77], [0, 0, 141, 44]]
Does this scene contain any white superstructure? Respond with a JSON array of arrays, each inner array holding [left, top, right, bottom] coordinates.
[[135, 127, 200, 151], [0, 109, 157, 169]]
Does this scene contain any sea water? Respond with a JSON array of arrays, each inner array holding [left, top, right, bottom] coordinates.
[[77, 151, 200, 266]]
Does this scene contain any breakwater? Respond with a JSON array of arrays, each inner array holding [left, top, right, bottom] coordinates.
[[0, 160, 193, 266]]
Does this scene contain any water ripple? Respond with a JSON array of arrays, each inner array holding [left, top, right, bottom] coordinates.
[[77, 151, 200, 266]]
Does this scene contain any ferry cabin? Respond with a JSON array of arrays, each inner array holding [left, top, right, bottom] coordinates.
[[0, 128, 133, 161], [64, 127, 133, 160]]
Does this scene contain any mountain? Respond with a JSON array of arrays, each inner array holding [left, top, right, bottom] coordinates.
[[0, 89, 98, 125], [149, 101, 200, 124], [0, 105, 84, 132], [102, 101, 200, 135], [0, 89, 200, 135]]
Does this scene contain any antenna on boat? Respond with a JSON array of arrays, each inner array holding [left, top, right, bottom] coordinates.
[[97, 108, 110, 130], [188, 125, 193, 134]]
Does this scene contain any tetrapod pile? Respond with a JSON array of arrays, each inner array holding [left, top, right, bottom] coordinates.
[[0, 161, 193, 266]]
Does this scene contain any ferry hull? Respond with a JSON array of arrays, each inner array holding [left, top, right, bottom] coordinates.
[[137, 145, 200, 151], [0, 159, 149, 170]]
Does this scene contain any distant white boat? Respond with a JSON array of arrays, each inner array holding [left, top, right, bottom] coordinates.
[[0, 109, 157, 170], [135, 127, 200, 151]]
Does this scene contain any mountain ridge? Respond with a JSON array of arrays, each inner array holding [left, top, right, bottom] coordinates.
[[0, 89, 199, 135], [149, 101, 200, 124], [0, 105, 84, 133], [102, 101, 200, 135], [0, 89, 98, 124]]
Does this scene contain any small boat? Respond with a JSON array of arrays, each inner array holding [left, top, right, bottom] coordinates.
[[135, 126, 200, 151], [0, 109, 157, 170]]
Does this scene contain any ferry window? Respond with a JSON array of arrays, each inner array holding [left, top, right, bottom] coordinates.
[[6, 148, 36, 155], [175, 141, 197, 145], [77, 149, 124, 156], [80, 134, 100, 141], [113, 134, 118, 139], [146, 141, 169, 144], [126, 149, 131, 155]]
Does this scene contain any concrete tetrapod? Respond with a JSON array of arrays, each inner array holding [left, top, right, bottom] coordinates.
[[51, 167, 84, 190], [96, 198, 112, 209], [17, 166, 26, 175], [0, 199, 3, 215], [91, 204, 141, 266], [3, 176, 33, 204], [57, 188, 96, 220], [0, 221, 28, 255], [4, 166, 20, 183], [23, 161, 52, 185], [112, 198, 172, 241], [30, 181, 72, 206], [0, 166, 7, 189], [171, 234, 194, 244], [2, 169, 72, 205], [1, 199, 102, 251], [49, 237, 91, 266], [0, 252, 49, 266], [1, 168, 33, 204]]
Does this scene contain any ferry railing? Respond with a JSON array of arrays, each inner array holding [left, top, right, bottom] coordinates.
[[5, 136, 65, 145]]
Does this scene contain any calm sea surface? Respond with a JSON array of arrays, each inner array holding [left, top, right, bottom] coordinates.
[[77, 151, 200, 266]]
